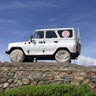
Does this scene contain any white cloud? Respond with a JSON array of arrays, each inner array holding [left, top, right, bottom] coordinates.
[[77, 56, 96, 66], [33, 1, 59, 8], [0, 20, 16, 23], [0, 1, 59, 10], [0, 1, 27, 10]]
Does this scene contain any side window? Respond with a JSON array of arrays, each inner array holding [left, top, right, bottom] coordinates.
[[46, 31, 57, 38], [34, 31, 44, 39], [58, 30, 73, 38]]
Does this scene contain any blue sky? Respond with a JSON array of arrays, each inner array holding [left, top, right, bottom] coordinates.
[[0, 0, 96, 66]]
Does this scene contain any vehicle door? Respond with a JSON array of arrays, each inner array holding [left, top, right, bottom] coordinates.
[[29, 31, 45, 55], [44, 30, 58, 55]]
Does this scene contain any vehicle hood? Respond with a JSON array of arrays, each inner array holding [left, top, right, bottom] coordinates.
[[8, 41, 28, 50]]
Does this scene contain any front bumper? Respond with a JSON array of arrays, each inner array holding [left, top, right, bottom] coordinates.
[[5, 51, 10, 54]]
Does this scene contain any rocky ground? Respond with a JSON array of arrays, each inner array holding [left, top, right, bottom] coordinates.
[[0, 62, 96, 92]]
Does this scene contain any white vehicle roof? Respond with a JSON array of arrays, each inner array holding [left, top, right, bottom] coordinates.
[[36, 28, 75, 31]]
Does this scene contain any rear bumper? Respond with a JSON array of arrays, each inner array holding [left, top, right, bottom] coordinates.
[[71, 53, 79, 59]]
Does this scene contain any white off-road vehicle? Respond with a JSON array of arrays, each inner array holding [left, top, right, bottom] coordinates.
[[6, 28, 81, 63]]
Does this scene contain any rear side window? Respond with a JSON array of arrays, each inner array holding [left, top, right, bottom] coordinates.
[[58, 30, 73, 38], [46, 31, 57, 38]]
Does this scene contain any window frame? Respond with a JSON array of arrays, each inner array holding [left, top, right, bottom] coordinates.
[[46, 31, 57, 38], [57, 29, 73, 38], [33, 31, 44, 39]]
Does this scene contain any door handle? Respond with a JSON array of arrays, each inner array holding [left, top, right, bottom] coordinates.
[[39, 41, 43, 43], [39, 41, 45, 43], [54, 41, 58, 43]]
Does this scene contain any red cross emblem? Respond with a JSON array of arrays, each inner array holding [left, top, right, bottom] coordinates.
[[62, 31, 70, 38]]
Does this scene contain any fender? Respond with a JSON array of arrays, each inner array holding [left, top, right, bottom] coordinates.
[[54, 47, 71, 55], [5, 47, 24, 54]]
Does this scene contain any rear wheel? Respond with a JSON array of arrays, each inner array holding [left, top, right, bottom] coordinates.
[[55, 50, 71, 63], [10, 49, 25, 62]]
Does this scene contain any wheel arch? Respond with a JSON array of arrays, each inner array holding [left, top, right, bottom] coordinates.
[[54, 47, 71, 63], [54, 47, 71, 55], [8, 47, 25, 55]]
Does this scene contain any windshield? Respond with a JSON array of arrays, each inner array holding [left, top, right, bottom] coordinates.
[[33, 31, 44, 39]]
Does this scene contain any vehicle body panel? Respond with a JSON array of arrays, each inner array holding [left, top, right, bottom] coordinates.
[[6, 28, 81, 61]]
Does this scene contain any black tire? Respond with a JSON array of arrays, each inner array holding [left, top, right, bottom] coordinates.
[[55, 50, 71, 63], [10, 49, 25, 62]]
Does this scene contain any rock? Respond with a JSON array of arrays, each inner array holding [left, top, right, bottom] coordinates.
[[54, 75, 62, 80], [22, 78, 30, 85], [8, 79, 14, 84], [1, 78, 8, 83], [1, 67, 9, 71], [64, 76, 74, 83], [75, 76, 84, 82], [91, 78, 96, 84], [32, 81, 37, 85], [17, 80, 23, 86], [14, 71, 23, 78], [9, 84, 17, 88], [72, 82, 80, 85], [28, 72, 43, 80], [0, 62, 96, 92], [38, 81, 44, 85], [89, 83, 96, 89], [50, 80, 63, 84], [3, 83, 9, 88], [82, 79, 90, 84], [7, 72, 14, 77], [79, 72, 86, 76], [0, 84, 2, 88]]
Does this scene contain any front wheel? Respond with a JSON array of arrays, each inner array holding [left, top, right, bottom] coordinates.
[[55, 50, 71, 63], [10, 49, 25, 62]]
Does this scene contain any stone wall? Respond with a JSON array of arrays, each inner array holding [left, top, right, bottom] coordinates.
[[0, 62, 96, 92]]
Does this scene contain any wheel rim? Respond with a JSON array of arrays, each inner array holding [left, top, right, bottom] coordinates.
[[10, 50, 24, 62], [55, 50, 70, 63]]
